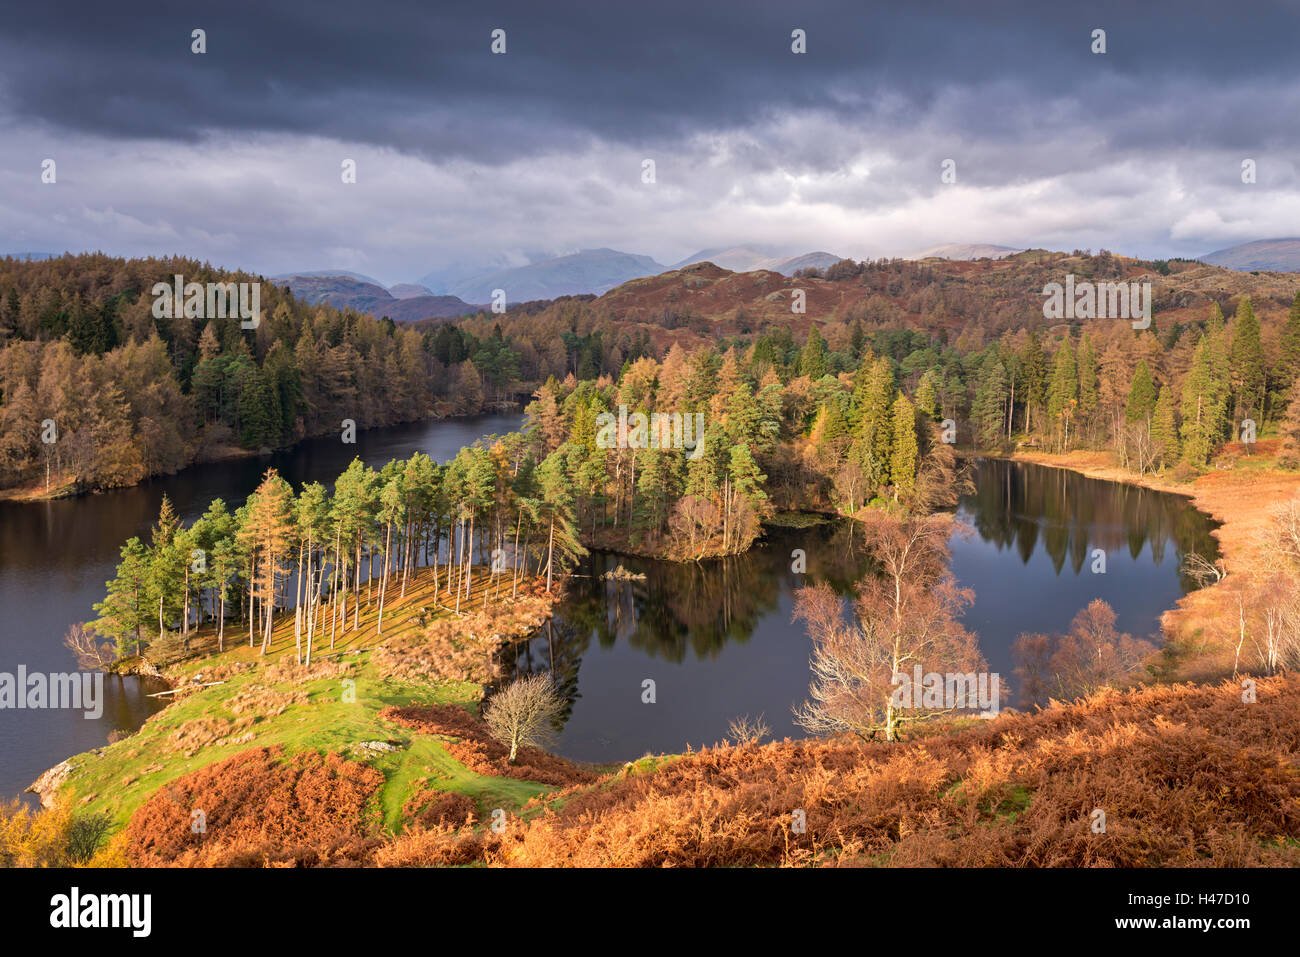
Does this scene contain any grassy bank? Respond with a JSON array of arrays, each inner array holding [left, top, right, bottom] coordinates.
[[29, 564, 586, 863]]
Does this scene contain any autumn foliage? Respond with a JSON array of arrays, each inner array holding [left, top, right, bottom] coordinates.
[[401, 675, 1299, 868], [126, 746, 383, 867], [381, 704, 597, 787]]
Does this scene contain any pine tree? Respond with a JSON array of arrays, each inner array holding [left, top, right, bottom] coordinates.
[[971, 351, 1009, 449], [799, 326, 827, 380], [144, 496, 186, 644], [1018, 332, 1047, 433], [1280, 292, 1300, 394], [242, 469, 296, 653], [889, 393, 919, 501], [1151, 385, 1179, 469], [1046, 338, 1078, 451], [1125, 360, 1156, 425], [1076, 333, 1098, 440], [1180, 335, 1226, 467], [92, 537, 152, 656], [1229, 296, 1265, 423], [850, 356, 895, 490], [915, 369, 940, 420], [537, 451, 587, 591]]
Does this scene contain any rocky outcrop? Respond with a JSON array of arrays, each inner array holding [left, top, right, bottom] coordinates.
[[26, 758, 77, 809]]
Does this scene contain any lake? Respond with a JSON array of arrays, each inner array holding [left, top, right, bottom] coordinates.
[[1, 426, 1219, 798], [508, 457, 1221, 763], [0, 412, 526, 801]]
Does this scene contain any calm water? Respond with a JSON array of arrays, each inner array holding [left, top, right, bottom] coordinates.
[[0, 412, 525, 801], [2, 441, 1219, 799], [510, 458, 1221, 763]]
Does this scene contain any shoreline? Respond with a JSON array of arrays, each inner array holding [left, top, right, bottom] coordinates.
[[986, 447, 1300, 681], [25, 565, 560, 810], [0, 405, 525, 504]]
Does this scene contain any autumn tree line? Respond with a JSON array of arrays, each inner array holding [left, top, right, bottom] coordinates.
[[91, 437, 587, 662], [519, 332, 961, 561], [0, 254, 516, 493], [957, 294, 1300, 473]]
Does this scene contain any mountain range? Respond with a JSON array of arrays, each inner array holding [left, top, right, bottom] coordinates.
[[432, 248, 667, 304], [908, 243, 1022, 261], [243, 237, 1300, 325], [1199, 238, 1300, 272], [671, 246, 843, 274], [276, 274, 478, 322]]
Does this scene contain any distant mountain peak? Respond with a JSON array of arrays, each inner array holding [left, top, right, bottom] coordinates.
[[422, 248, 668, 304], [1200, 238, 1300, 273], [672, 247, 842, 275], [908, 243, 1022, 261]]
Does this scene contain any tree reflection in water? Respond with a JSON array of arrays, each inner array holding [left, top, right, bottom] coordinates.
[[504, 460, 1219, 762]]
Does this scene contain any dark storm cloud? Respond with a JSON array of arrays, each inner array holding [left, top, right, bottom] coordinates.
[[3, 1, 1299, 279], [3, 0, 1299, 163]]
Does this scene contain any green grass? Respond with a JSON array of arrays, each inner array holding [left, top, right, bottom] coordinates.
[[58, 568, 576, 841]]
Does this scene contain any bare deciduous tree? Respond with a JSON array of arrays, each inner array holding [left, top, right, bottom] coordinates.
[[726, 713, 770, 746], [794, 514, 984, 742], [1013, 599, 1156, 707], [483, 674, 565, 763], [63, 623, 115, 671], [1268, 498, 1300, 572]]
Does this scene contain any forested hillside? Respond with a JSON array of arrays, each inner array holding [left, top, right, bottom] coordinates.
[[0, 254, 523, 494], [445, 250, 1300, 475]]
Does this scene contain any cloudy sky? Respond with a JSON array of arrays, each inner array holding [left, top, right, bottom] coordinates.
[[1, 0, 1298, 286]]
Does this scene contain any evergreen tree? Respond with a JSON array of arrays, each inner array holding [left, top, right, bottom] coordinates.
[[144, 496, 186, 643], [1151, 385, 1179, 469], [799, 326, 827, 380], [1280, 292, 1300, 394], [1125, 360, 1156, 425], [92, 537, 152, 656], [1076, 333, 1098, 439], [1180, 335, 1227, 467], [971, 351, 1009, 449], [1045, 338, 1078, 451], [242, 470, 296, 653], [1279, 375, 1300, 470], [1229, 296, 1265, 423], [1017, 332, 1047, 432], [915, 369, 940, 420], [537, 450, 587, 591], [888, 393, 918, 501]]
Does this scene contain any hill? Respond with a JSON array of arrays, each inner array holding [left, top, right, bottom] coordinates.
[[1201, 238, 1300, 273], [910, 242, 1022, 260], [271, 268, 387, 286], [442, 248, 666, 303], [278, 274, 477, 321], [672, 246, 843, 274], [389, 283, 435, 299], [587, 248, 1300, 341]]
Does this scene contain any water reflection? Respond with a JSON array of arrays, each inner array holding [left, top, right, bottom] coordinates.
[[512, 459, 1220, 764], [0, 412, 525, 801], [958, 459, 1218, 592]]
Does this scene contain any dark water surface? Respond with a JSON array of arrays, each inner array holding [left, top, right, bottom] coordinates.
[[510, 458, 1220, 764], [2, 443, 1219, 798], [0, 413, 525, 801]]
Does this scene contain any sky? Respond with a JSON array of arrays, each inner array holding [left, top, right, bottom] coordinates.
[[1, 0, 1298, 286]]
